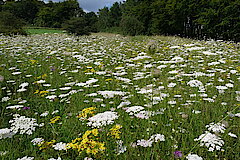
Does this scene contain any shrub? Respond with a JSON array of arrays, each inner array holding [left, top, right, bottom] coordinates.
[[0, 11, 27, 35], [62, 17, 90, 36], [120, 16, 144, 36]]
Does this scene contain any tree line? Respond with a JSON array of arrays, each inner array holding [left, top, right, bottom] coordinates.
[[0, 0, 239, 41]]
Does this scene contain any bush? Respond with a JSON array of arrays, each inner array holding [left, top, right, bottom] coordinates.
[[120, 16, 144, 36], [62, 17, 90, 36], [0, 11, 27, 35]]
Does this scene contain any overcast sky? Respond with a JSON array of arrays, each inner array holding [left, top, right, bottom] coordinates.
[[45, 0, 125, 12]]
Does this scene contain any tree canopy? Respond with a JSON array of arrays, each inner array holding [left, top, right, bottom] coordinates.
[[0, 0, 239, 40]]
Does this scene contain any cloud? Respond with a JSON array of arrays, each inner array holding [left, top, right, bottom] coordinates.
[[44, 0, 124, 12], [79, 0, 125, 12]]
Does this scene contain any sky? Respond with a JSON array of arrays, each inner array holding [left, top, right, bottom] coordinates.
[[45, 0, 125, 12]]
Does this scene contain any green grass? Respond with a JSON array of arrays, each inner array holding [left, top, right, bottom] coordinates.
[[0, 33, 239, 160], [25, 28, 65, 34]]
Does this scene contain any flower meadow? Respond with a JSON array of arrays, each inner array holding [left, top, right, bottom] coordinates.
[[0, 33, 239, 160]]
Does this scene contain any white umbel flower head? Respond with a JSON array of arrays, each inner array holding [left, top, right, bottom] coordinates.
[[206, 122, 226, 133], [194, 131, 224, 152], [52, 142, 67, 151], [87, 111, 118, 128], [31, 138, 44, 145], [186, 154, 203, 160], [187, 80, 203, 87], [9, 114, 38, 135], [0, 128, 15, 139], [17, 156, 34, 160], [125, 106, 144, 115]]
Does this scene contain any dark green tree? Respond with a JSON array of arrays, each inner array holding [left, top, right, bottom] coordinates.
[[120, 16, 144, 36], [97, 7, 111, 31], [62, 17, 90, 36], [0, 11, 27, 35], [84, 12, 98, 32]]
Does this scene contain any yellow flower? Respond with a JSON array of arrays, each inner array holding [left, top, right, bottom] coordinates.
[[39, 91, 49, 97], [91, 129, 98, 136], [105, 78, 113, 81], [236, 66, 240, 72], [30, 59, 38, 64], [67, 129, 105, 156], [34, 90, 39, 94], [108, 124, 122, 139], [50, 116, 61, 124], [41, 74, 47, 79], [38, 140, 56, 150], [77, 107, 96, 119]]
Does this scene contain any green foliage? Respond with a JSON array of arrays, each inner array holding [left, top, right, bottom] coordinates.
[[0, 11, 27, 35], [84, 12, 98, 33], [25, 28, 64, 35], [120, 16, 144, 36], [62, 17, 90, 36]]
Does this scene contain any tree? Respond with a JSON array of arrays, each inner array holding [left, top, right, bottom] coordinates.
[[35, 7, 55, 27], [84, 12, 98, 32], [0, 11, 26, 35], [109, 2, 122, 27], [120, 16, 144, 36], [97, 7, 111, 31], [62, 17, 90, 36], [2, 0, 43, 25]]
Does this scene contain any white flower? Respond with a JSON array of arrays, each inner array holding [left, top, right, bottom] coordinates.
[[149, 134, 165, 142], [194, 131, 224, 151], [52, 142, 67, 151], [206, 122, 226, 133], [31, 138, 44, 145], [1, 96, 10, 102], [168, 82, 176, 88], [12, 72, 22, 75], [136, 139, 153, 147], [117, 101, 131, 109], [46, 95, 57, 100], [225, 83, 234, 88], [134, 111, 151, 119], [187, 80, 203, 87], [6, 105, 24, 109], [19, 82, 29, 88], [87, 111, 118, 128], [228, 132, 237, 138], [97, 91, 127, 98], [216, 86, 228, 90], [9, 114, 38, 135], [40, 111, 49, 117], [0, 151, 8, 156], [136, 134, 165, 147], [17, 88, 27, 92], [59, 87, 71, 90], [0, 128, 15, 139], [186, 154, 203, 160], [36, 80, 46, 84], [116, 140, 127, 155], [17, 156, 34, 160], [125, 106, 144, 115]]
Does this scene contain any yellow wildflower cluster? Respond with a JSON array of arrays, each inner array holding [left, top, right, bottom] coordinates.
[[50, 116, 61, 124], [77, 107, 96, 120], [236, 66, 240, 72], [36, 74, 47, 79], [30, 59, 38, 64], [107, 124, 122, 139], [67, 129, 106, 155], [105, 78, 113, 81], [38, 140, 56, 150], [34, 90, 49, 97], [84, 66, 96, 73]]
